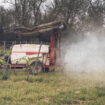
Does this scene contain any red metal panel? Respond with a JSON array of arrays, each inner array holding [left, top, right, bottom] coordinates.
[[12, 51, 48, 55], [50, 35, 55, 65]]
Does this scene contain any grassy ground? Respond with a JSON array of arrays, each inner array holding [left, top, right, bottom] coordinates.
[[0, 70, 105, 105]]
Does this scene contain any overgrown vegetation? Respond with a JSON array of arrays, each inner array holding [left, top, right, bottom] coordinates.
[[0, 70, 105, 105]]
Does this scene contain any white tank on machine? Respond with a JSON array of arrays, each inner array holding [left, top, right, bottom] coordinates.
[[10, 44, 50, 65]]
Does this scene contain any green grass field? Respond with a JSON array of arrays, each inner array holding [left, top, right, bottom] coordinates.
[[0, 70, 105, 105]]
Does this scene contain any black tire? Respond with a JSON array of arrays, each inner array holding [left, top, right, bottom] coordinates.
[[45, 68, 49, 72], [30, 61, 43, 75]]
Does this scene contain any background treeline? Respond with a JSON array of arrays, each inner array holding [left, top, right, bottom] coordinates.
[[0, 0, 105, 41]]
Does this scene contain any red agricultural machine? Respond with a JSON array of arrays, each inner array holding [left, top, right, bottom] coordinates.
[[1, 20, 66, 74]]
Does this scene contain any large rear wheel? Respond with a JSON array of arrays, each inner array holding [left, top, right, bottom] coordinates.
[[30, 61, 43, 75]]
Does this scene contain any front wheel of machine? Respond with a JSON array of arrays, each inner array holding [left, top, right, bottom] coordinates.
[[30, 61, 43, 75]]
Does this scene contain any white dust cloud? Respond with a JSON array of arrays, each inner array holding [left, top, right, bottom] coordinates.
[[62, 31, 105, 73]]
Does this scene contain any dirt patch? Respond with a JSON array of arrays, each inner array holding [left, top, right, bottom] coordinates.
[[40, 98, 50, 103]]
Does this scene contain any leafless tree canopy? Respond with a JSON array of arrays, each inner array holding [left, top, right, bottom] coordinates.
[[0, 0, 105, 35]]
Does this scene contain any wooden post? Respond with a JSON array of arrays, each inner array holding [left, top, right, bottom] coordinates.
[[3, 41, 6, 57]]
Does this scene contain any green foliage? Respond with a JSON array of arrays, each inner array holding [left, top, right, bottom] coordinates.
[[0, 59, 6, 65], [27, 77, 44, 83], [0, 59, 9, 80], [1, 71, 8, 80]]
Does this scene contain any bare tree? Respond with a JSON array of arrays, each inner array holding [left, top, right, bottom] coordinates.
[[0, 6, 14, 31], [46, 0, 88, 24], [88, 0, 105, 27], [29, 0, 46, 25], [2, 0, 105, 33]]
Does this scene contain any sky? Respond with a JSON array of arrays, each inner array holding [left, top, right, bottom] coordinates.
[[0, 0, 53, 10], [0, 0, 11, 8]]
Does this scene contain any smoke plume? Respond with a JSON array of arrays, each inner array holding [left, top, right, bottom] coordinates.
[[61, 30, 105, 73]]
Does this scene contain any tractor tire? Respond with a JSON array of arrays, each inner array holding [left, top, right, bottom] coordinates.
[[30, 61, 43, 75]]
